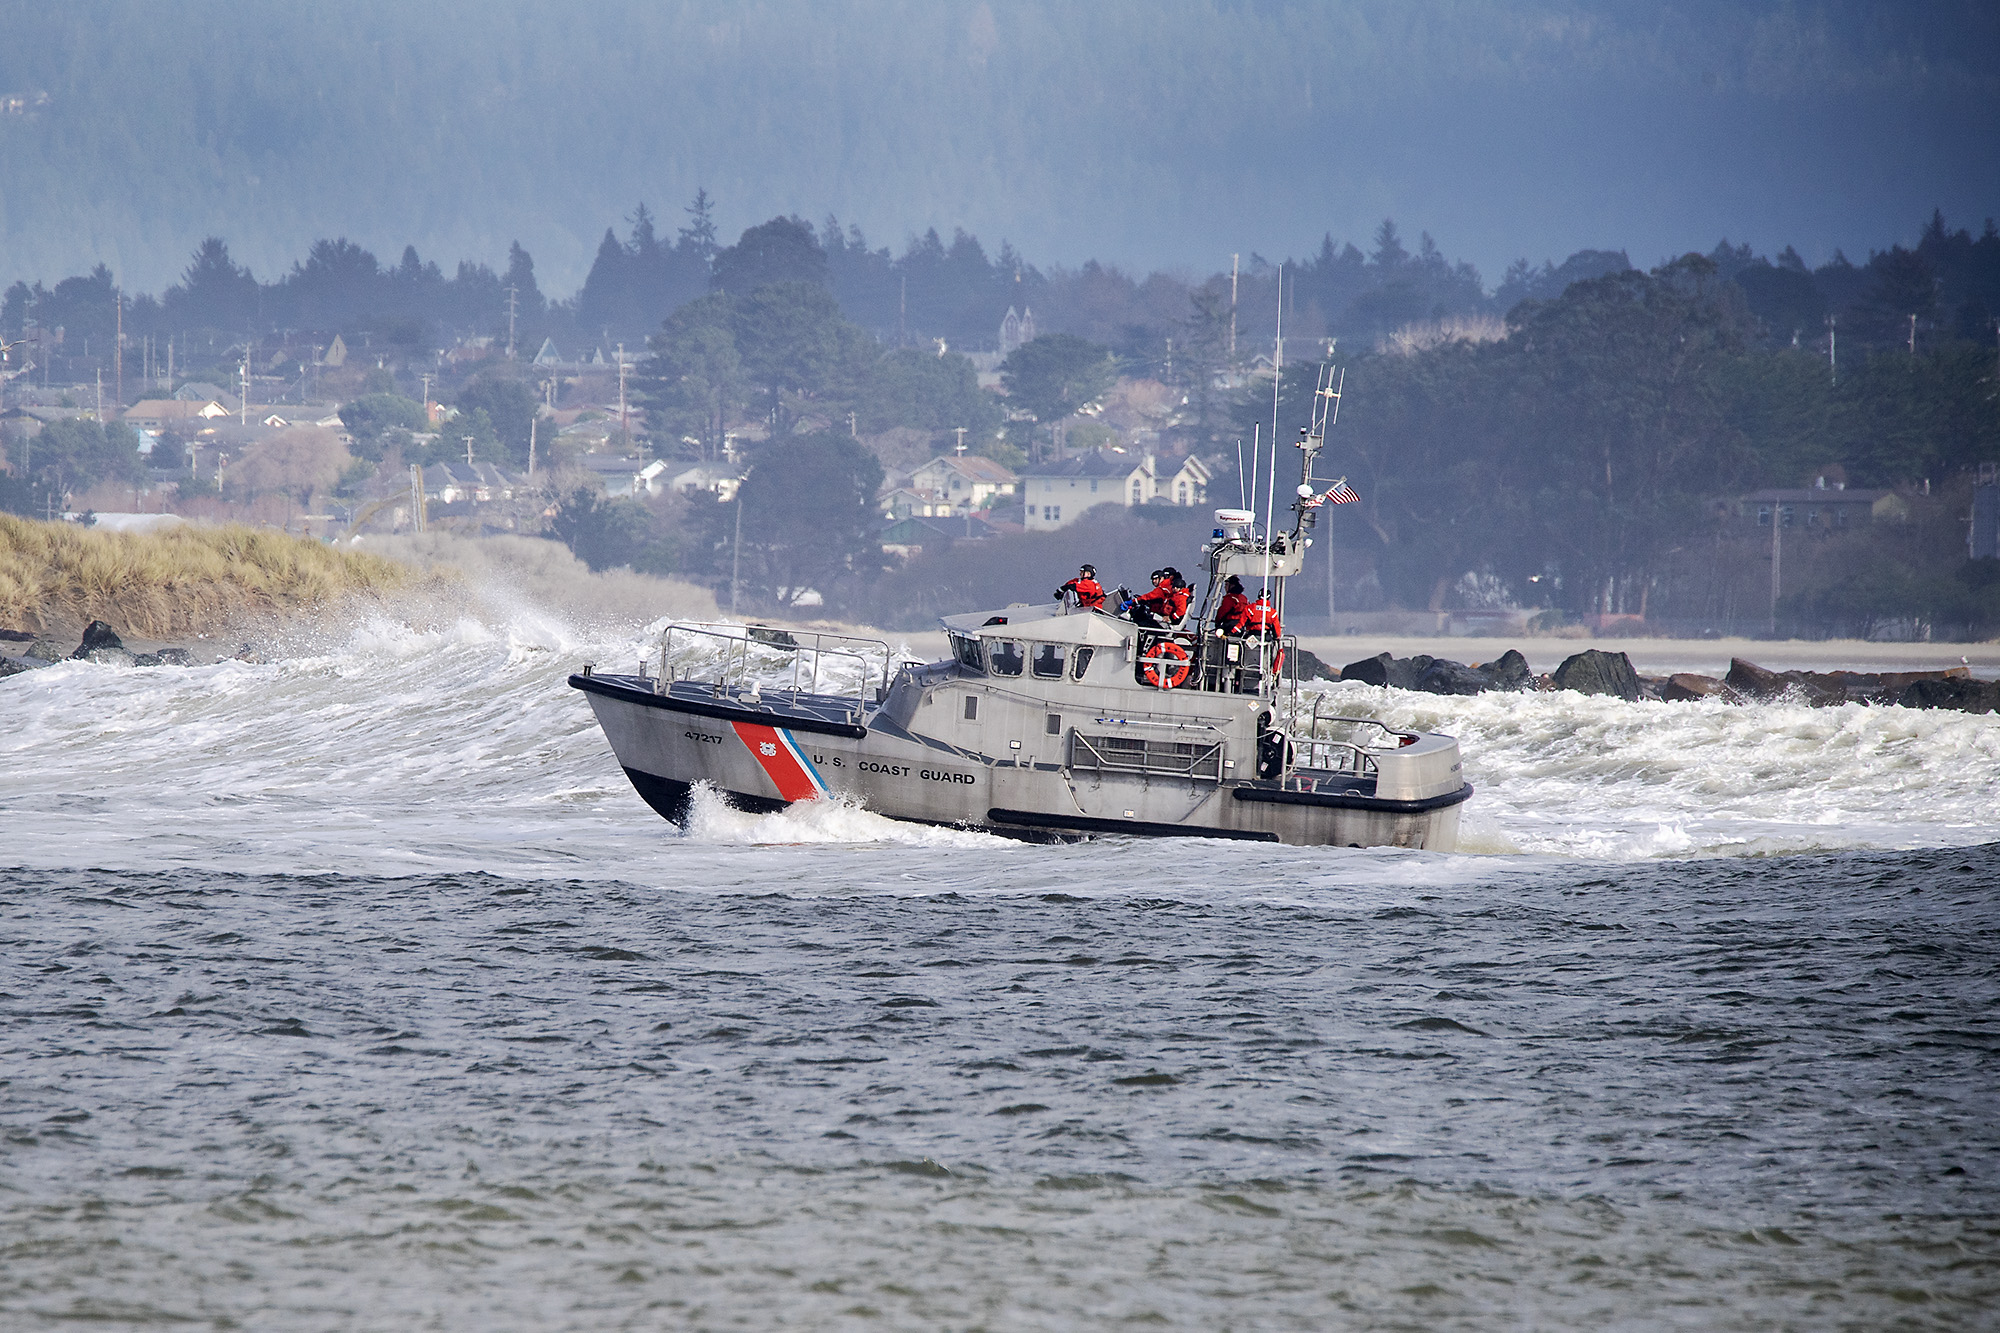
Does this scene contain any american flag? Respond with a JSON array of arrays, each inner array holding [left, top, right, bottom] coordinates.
[[1304, 480, 1359, 508]]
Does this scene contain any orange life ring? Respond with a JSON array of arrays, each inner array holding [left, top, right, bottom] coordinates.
[[1141, 638, 1192, 689]]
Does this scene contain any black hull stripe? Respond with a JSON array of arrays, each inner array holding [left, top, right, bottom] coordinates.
[[987, 807, 1278, 842], [571, 674, 870, 739], [1232, 782, 1474, 814]]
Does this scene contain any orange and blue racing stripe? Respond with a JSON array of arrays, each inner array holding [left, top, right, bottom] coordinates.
[[729, 721, 830, 803]]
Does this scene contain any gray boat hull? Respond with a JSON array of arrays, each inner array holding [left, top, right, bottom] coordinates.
[[573, 671, 1469, 850]]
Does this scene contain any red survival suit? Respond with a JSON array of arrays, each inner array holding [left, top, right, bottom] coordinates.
[[1055, 574, 1107, 610], [1214, 588, 1253, 634], [1130, 573, 1190, 627]]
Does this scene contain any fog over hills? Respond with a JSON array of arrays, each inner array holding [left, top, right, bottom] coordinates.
[[0, 0, 1995, 294]]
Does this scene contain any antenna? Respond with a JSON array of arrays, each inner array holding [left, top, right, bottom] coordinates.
[[1235, 438, 1246, 508], [1262, 266, 1283, 603]]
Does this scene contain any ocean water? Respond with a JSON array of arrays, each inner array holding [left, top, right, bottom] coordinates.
[[2, 610, 1996, 1330]]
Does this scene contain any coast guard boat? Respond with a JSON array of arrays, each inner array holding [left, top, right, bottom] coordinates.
[[571, 370, 1472, 849]]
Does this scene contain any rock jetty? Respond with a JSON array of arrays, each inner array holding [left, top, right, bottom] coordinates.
[[1330, 647, 1994, 714], [2, 619, 213, 676]]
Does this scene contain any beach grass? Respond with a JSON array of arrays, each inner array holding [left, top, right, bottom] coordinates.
[[0, 516, 411, 640]]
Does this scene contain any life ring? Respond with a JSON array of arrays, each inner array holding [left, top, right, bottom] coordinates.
[[1141, 637, 1192, 690]]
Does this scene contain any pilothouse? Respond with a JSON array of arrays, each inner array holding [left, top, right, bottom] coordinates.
[[571, 365, 1472, 848]]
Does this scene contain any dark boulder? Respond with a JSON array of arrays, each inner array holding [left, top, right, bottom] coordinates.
[[1724, 658, 1847, 707], [1897, 677, 2000, 714], [1552, 649, 1642, 701], [132, 648, 195, 667], [1481, 648, 1533, 691], [1339, 652, 1394, 687], [1288, 646, 1340, 682], [71, 620, 125, 657], [1344, 652, 1474, 690], [1415, 658, 1495, 695], [0, 656, 31, 679], [0, 628, 33, 643], [1659, 672, 1731, 702]]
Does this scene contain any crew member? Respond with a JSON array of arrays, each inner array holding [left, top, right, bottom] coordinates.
[[1161, 567, 1192, 623], [1054, 564, 1106, 610], [1241, 590, 1283, 641], [1213, 575, 1251, 634], [1128, 570, 1181, 628]]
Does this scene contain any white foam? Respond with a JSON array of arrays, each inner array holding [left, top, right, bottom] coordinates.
[[3, 608, 1994, 877]]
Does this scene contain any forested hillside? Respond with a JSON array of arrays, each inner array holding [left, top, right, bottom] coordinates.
[[2, 1, 1994, 295]]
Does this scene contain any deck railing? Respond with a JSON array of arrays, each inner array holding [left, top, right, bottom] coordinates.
[[653, 622, 893, 704], [1279, 697, 1417, 787]]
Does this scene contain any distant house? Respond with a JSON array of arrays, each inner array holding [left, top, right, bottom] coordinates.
[[423, 461, 521, 504], [905, 453, 1018, 510], [1736, 483, 1906, 532], [125, 399, 231, 428], [881, 512, 1008, 557], [999, 305, 1038, 357], [1017, 449, 1209, 532], [666, 463, 741, 501], [532, 338, 564, 367], [174, 382, 240, 411], [1164, 454, 1211, 507], [575, 454, 668, 498], [880, 486, 950, 520]]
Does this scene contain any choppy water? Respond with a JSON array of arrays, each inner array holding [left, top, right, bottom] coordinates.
[[3, 609, 1997, 1329]]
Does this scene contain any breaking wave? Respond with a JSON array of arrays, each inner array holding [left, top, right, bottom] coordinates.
[[3, 590, 1994, 875]]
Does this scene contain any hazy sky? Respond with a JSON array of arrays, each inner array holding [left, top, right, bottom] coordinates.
[[1, 0, 1995, 294]]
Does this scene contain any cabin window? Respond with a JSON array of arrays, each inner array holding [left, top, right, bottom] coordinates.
[[989, 640, 1024, 676], [963, 695, 978, 721], [1031, 643, 1066, 678], [1071, 647, 1094, 680], [1046, 713, 1062, 736], [952, 635, 984, 672]]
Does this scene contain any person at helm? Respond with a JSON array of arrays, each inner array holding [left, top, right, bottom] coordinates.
[[1054, 564, 1107, 610], [1213, 575, 1252, 634], [1128, 569, 1185, 628]]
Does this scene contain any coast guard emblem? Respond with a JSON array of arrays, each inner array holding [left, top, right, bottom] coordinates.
[[759, 741, 778, 757]]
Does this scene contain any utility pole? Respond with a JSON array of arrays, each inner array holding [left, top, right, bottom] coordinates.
[[113, 287, 123, 408], [1826, 314, 1837, 386], [953, 426, 967, 455], [1229, 253, 1238, 360], [505, 285, 519, 359], [1908, 312, 1917, 356], [730, 492, 744, 614], [527, 416, 537, 479], [616, 343, 629, 451], [463, 434, 476, 466], [848, 411, 857, 438], [410, 463, 426, 532], [420, 373, 433, 425], [1769, 500, 1783, 636], [239, 359, 250, 424]]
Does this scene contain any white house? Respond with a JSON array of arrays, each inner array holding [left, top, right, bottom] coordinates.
[[1018, 449, 1208, 531], [905, 453, 1018, 510]]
